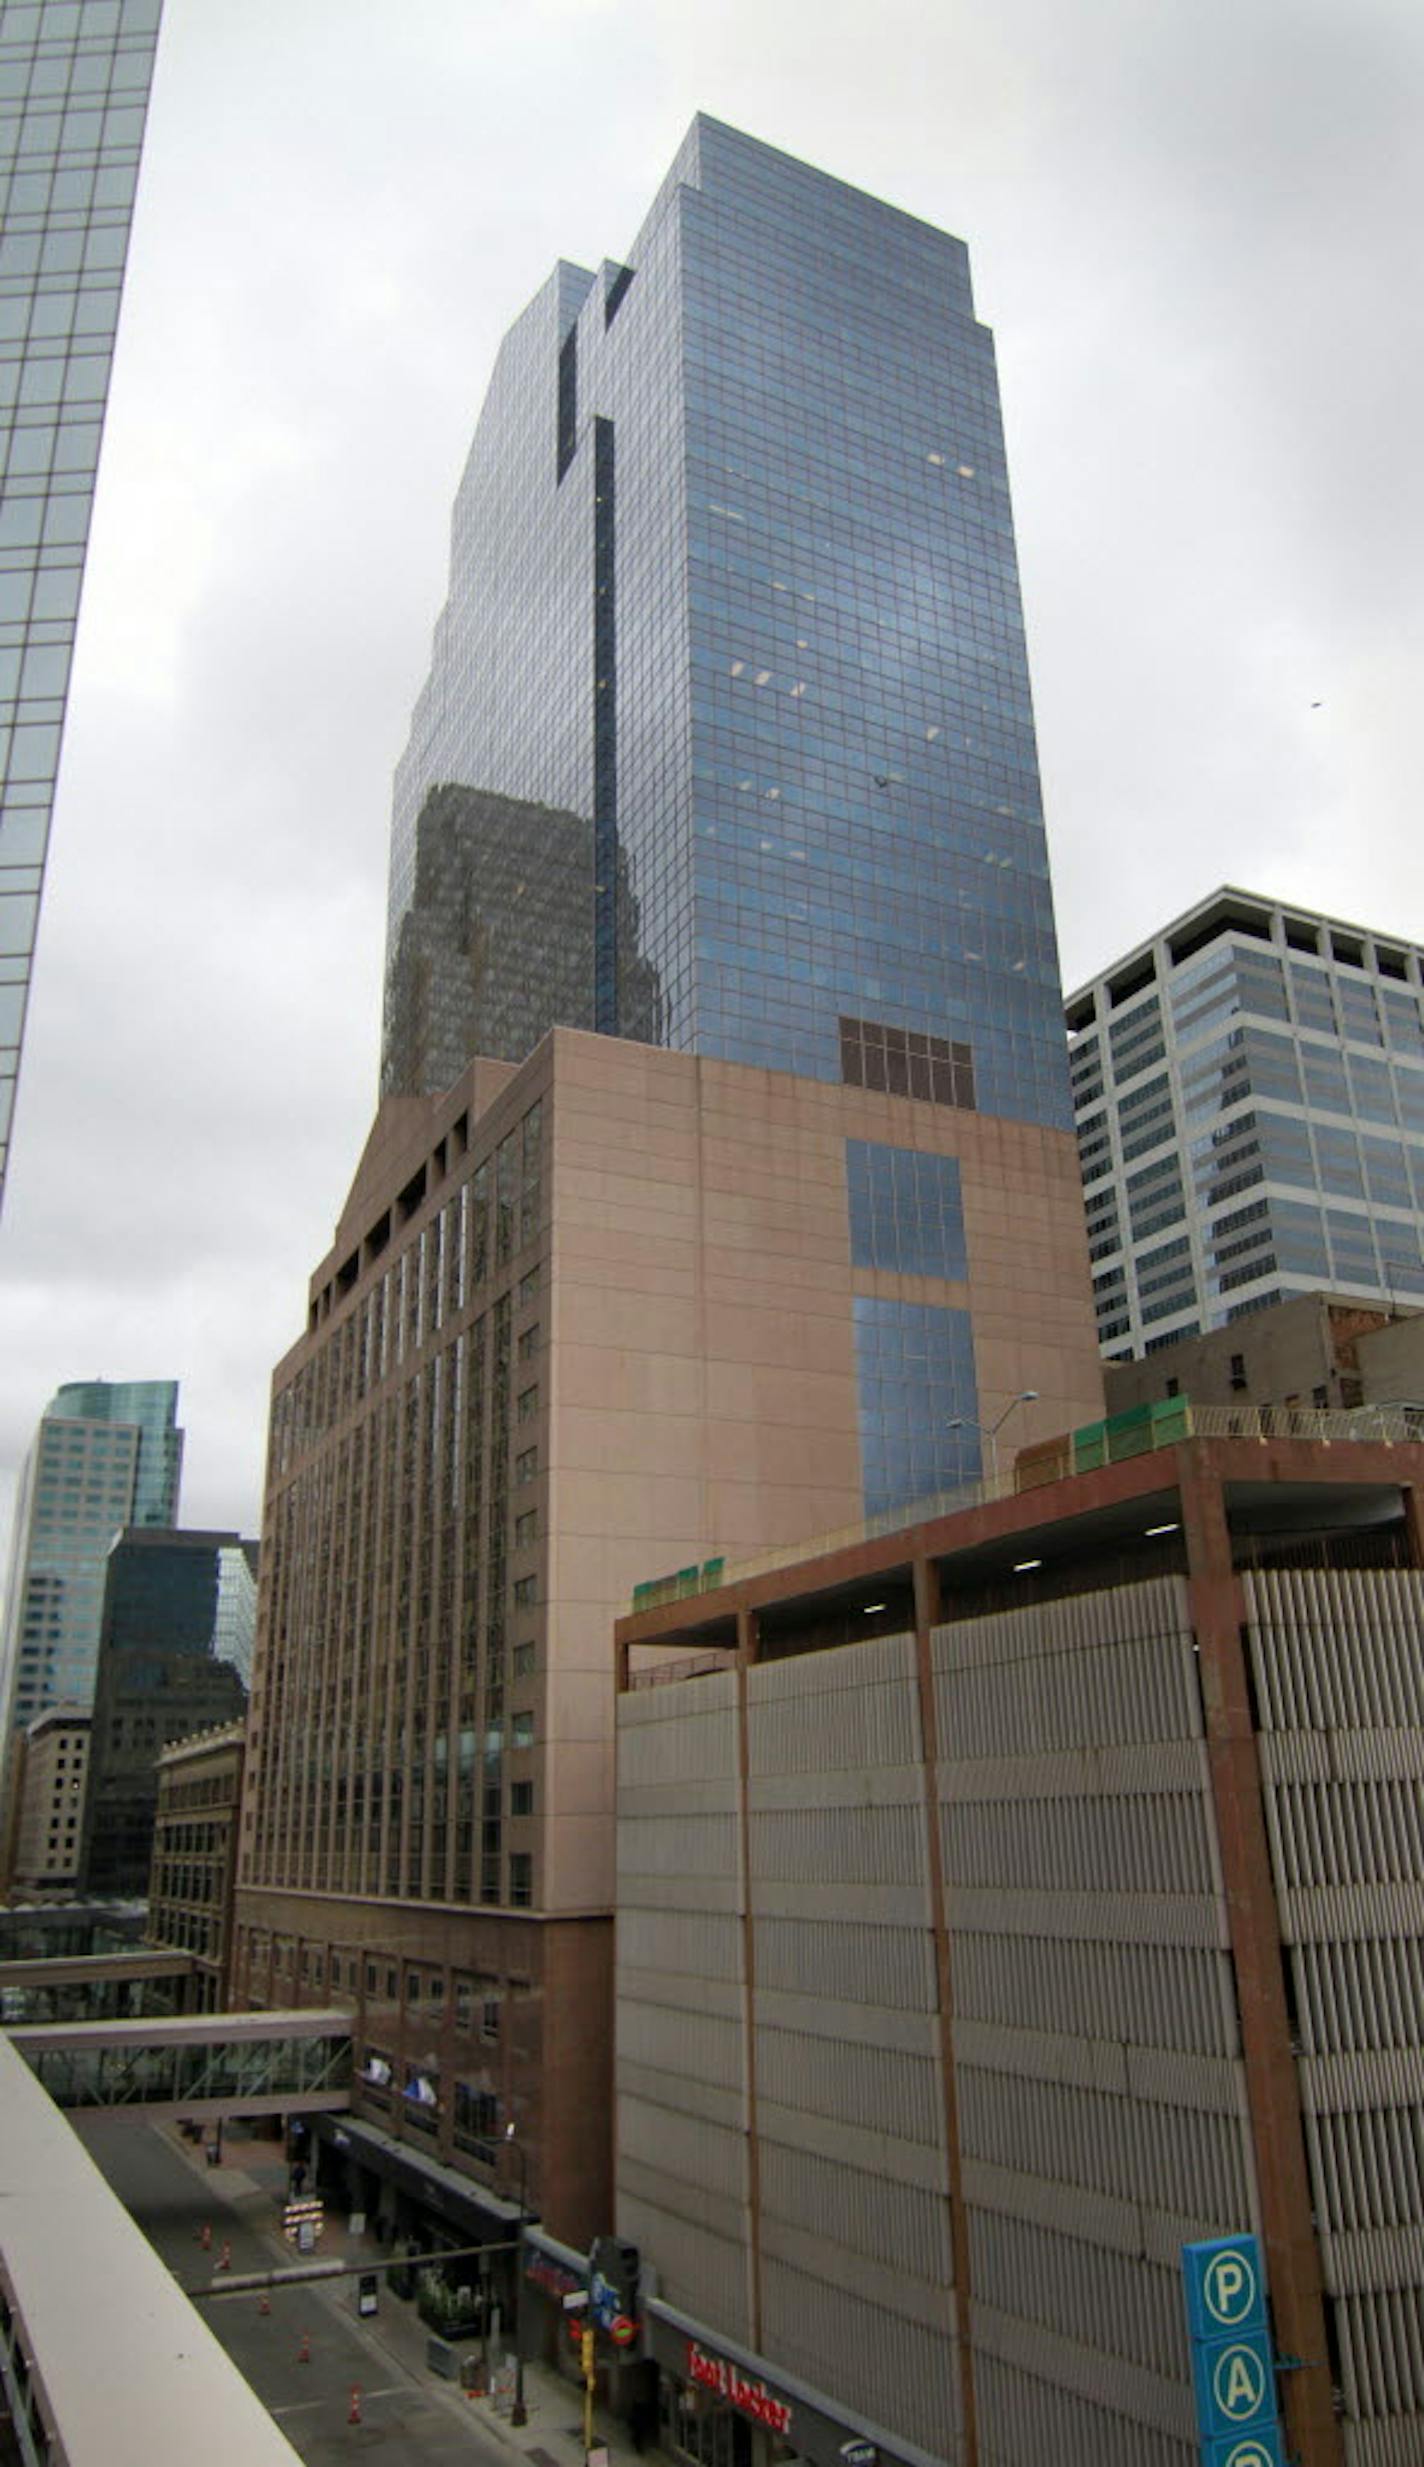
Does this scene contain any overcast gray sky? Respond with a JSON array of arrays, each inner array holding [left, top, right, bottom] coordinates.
[[2, 0, 1421, 1555]]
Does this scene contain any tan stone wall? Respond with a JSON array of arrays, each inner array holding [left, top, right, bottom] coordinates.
[[1356, 1309, 1424, 1404], [12, 1719, 88, 1889], [546, 1033, 1101, 1579], [241, 1025, 1103, 2239], [1101, 1291, 1405, 1414], [543, 1035, 1101, 1909], [149, 1727, 245, 2001]]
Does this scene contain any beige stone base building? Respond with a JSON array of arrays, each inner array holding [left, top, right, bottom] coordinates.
[[147, 1721, 246, 2011], [3, 1708, 90, 1897], [235, 1027, 1101, 2248]]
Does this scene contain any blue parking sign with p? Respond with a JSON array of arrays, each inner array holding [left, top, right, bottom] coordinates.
[[1183, 2237, 1267, 2342], [1183, 2234, 1285, 2466]]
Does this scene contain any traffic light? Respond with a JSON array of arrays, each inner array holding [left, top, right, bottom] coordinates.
[[589, 2235, 641, 2345], [590, 2237, 640, 2321]]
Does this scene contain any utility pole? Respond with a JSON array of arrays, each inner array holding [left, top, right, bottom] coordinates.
[[504, 2118, 529, 2425]]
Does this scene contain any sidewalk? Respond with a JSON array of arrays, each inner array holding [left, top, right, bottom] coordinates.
[[173, 2120, 663, 2467]]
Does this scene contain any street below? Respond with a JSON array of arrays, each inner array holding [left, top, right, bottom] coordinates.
[[75, 2113, 524, 2466]]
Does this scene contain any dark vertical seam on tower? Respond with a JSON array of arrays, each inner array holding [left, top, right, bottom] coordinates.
[[593, 415, 618, 1034], [556, 326, 578, 484]]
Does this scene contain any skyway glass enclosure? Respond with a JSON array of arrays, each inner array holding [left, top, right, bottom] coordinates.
[[9, 2004, 351, 2117]]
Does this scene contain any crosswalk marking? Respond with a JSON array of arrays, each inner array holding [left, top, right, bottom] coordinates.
[[272, 2383, 407, 2416]]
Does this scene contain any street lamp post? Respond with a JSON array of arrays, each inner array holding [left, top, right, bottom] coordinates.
[[504, 2120, 528, 2426], [948, 1389, 1039, 1488]]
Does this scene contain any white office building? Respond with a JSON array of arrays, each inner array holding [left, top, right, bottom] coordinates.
[[1067, 887, 1424, 1358]]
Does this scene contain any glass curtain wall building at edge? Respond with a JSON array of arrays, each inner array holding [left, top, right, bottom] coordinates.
[[0, 0, 160, 1213]]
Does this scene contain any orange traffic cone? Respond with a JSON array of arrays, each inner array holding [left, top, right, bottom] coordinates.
[[348, 2386, 362, 2425], [298, 2330, 311, 2365], [216, 2241, 231, 2273]]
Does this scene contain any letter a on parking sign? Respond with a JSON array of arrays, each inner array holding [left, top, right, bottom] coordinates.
[[1214, 2344, 1265, 2421]]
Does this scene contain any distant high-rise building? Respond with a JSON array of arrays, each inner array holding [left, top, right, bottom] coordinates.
[[212, 1534, 258, 1686], [384, 114, 1070, 1138], [79, 1525, 250, 1899], [0, 1378, 182, 1739], [0, 0, 162, 1212], [6, 1701, 88, 1894], [147, 1717, 246, 2007], [1068, 887, 1424, 1358]]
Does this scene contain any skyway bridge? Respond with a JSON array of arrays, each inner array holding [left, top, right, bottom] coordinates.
[[0, 1946, 200, 2024], [7, 2005, 353, 2121], [0, 1901, 147, 1961]]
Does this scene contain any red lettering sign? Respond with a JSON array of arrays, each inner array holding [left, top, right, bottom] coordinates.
[[685, 2343, 792, 2436], [527, 2253, 583, 2300]]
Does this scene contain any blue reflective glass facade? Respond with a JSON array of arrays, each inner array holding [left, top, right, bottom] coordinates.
[[853, 1298, 980, 1515], [385, 115, 1070, 1133], [846, 1139, 967, 1280], [386, 118, 1084, 1518], [0, 0, 160, 1211]]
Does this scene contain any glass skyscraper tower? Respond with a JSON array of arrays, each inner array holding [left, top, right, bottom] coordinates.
[[384, 116, 1070, 1136], [0, 1375, 182, 1737], [0, 0, 160, 1211]]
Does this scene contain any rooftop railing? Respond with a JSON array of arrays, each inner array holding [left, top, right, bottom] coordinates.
[[625, 1401, 1424, 1612]]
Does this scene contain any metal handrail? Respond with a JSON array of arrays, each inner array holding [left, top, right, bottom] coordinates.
[[625, 1648, 736, 1692]]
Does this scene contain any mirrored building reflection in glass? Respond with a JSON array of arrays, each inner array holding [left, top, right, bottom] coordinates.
[[383, 781, 663, 1098], [0, 0, 161, 1211]]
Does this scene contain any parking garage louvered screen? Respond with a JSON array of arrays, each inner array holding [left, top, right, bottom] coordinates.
[[615, 1672, 754, 2342], [746, 1637, 959, 2458], [935, 1577, 1245, 2467], [1245, 1567, 1424, 2467]]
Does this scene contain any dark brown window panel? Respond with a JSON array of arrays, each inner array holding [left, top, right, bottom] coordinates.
[[839, 1015, 976, 1110]]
